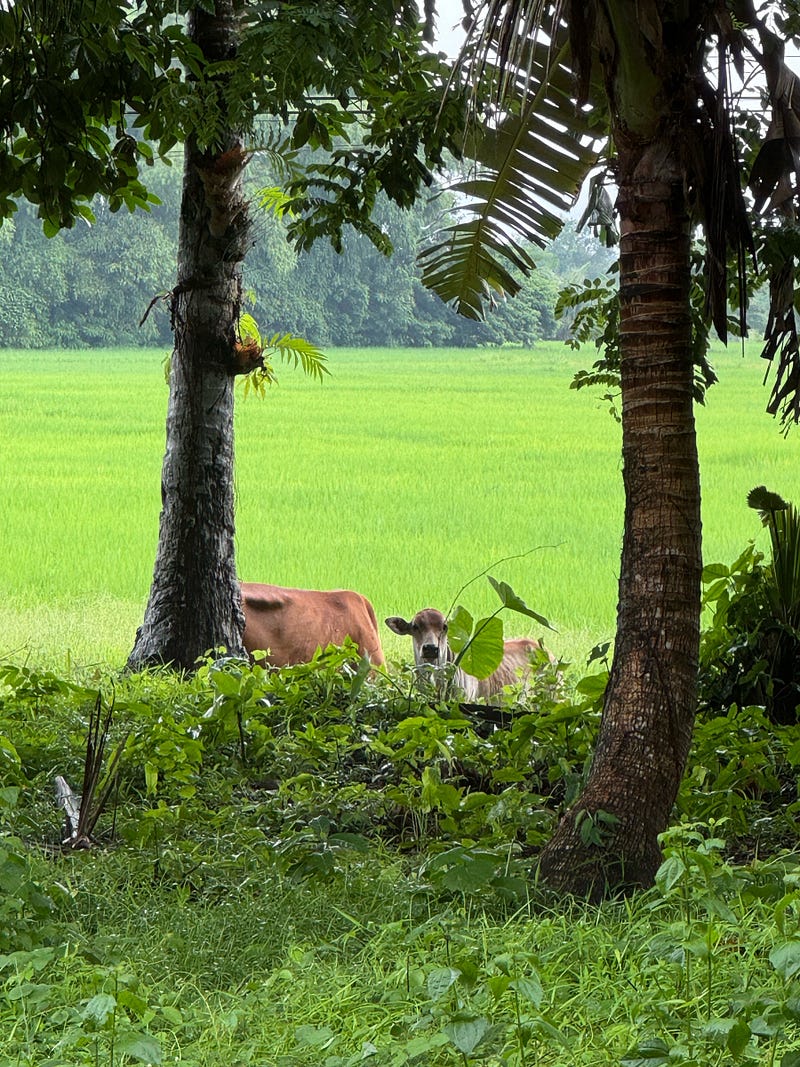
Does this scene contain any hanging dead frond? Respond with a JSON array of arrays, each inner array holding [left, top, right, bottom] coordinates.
[[742, 12, 800, 426], [691, 45, 755, 345], [576, 171, 618, 246]]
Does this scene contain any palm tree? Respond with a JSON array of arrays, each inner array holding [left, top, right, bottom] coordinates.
[[422, 0, 800, 897]]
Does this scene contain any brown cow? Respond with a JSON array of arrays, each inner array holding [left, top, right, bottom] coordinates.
[[386, 607, 552, 700], [242, 583, 385, 667]]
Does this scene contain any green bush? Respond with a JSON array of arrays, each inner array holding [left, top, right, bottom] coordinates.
[[699, 487, 800, 724]]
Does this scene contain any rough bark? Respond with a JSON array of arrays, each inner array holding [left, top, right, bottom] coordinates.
[[128, 2, 249, 671], [538, 133, 701, 899]]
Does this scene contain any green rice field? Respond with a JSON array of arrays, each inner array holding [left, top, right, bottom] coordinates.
[[1, 342, 798, 671]]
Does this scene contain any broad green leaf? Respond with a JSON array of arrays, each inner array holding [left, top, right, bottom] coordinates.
[[620, 1037, 671, 1066], [444, 1015, 490, 1055], [441, 852, 497, 893], [510, 973, 544, 1008], [655, 855, 686, 892], [575, 671, 609, 699], [403, 1033, 450, 1058], [457, 615, 504, 679], [328, 832, 372, 852], [117, 990, 149, 1018], [447, 605, 474, 654], [421, 766, 462, 813], [144, 762, 159, 797], [82, 993, 117, 1025], [209, 670, 243, 697], [702, 1018, 750, 1056], [702, 578, 730, 603], [530, 1018, 570, 1045], [702, 562, 730, 581], [295, 1024, 336, 1048], [727, 1019, 752, 1056], [770, 941, 800, 980], [488, 576, 553, 628], [427, 967, 460, 1001], [115, 1031, 162, 1064]]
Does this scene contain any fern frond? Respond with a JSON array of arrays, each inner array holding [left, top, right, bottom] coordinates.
[[265, 332, 329, 382]]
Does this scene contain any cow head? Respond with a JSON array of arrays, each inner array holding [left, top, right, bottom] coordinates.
[[385, 608, 452, 669]]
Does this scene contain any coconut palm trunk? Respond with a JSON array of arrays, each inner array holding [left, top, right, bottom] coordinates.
[[128, 1, 250, 670], [421, 0, 800, 897], [538, 125, 701, 896]]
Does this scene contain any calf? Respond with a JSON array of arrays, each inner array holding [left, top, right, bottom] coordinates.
[[386, 607, 550, 701], [242, 583, 385, 667]]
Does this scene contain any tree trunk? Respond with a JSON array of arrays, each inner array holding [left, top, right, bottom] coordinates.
[[538, 134, 701, 899], [128, 1, 250, 671]]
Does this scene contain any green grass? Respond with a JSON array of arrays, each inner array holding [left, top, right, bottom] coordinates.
[[1, 343, 798, 670], [20, 844, 797, 1067], [4, 621, 800, 1066]]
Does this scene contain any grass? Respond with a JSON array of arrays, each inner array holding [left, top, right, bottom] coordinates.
[[5, 341, 800, 1067], [23, 843, 798, 1066], [4, 651, 800, 1066], [4, 587, 800, 1067], [1, 342, 798, 671]]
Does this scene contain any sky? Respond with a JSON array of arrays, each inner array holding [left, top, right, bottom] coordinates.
[[433, 0, 467, 57]]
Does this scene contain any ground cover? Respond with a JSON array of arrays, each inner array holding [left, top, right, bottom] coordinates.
[[3, 655, 800, 1066], [1, 343, 798, 673]]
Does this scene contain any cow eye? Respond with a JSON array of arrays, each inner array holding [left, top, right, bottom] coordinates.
[[442, 622, 448, 633]]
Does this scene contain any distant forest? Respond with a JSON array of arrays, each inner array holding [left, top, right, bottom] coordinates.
[[1, 156, 616, 349]]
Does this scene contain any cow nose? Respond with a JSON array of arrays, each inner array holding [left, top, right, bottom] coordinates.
[[421, 644, 440, 662]]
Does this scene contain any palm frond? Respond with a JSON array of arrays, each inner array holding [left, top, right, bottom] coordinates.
[[266, 332, 329, 382], [420, 17, 604, 319]]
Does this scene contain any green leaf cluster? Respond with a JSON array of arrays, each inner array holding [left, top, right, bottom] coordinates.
[[699, 487, 800, 724], [446, 575, 553, 685]]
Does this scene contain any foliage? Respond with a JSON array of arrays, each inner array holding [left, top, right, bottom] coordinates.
[[1, 1, 464, 245], [4, 656, 800, 1063], [557, 248, 723, 421], [430, 575, 555, 696], [237, 304, 329, 398], [420, 2, 800, 427], [0, 156, 586, 350], [418, 4, 603, 320], [699, 487, 800, 724], [0, 0, 184, 230]]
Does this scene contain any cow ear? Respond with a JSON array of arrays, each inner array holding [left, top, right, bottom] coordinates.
[[385, 616, 411, 635]]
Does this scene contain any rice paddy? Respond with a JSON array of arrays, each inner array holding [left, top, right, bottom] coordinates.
[[1, 342, 798, 670]]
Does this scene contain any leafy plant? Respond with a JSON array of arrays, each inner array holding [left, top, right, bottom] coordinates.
[[699, 487, 800, 723], [436, 573, 555, 700]]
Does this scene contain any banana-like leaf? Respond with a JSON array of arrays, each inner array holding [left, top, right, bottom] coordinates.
[[419, 19, 606, 320], [487, 576, 553, 630], [456, 615, 505, 680]]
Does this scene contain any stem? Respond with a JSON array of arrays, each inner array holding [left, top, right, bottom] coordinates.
[[513, 989, 528, 1067]]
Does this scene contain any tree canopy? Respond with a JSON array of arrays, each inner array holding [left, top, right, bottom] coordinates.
[[0, 160, 607, 349]]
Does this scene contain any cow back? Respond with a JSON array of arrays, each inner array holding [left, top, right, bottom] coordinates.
[[242, 583, 385, 667]]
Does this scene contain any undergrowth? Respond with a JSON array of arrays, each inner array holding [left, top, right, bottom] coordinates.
[[3, 651, 800, 1065]]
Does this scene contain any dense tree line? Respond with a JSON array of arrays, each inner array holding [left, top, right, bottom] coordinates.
[[0, 158, 611, 350]]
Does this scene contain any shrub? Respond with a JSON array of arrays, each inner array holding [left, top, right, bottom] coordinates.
[[699, 487, 800, 724]]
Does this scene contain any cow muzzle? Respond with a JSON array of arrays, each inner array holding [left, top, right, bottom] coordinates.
[[420, 643, 442, 664]]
